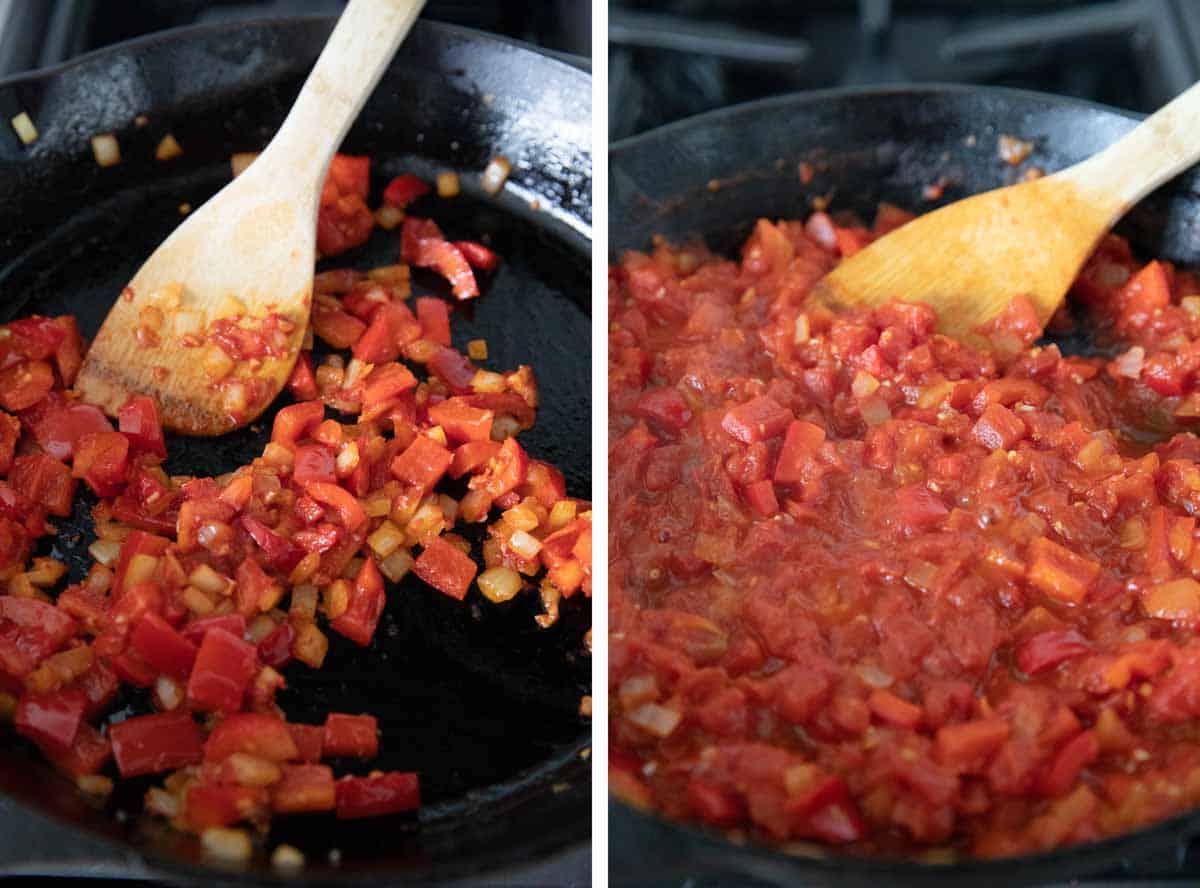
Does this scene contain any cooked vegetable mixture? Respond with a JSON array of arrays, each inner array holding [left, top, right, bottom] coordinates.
[[609, 205, 1200, 858], [0, 155, 590, 856]]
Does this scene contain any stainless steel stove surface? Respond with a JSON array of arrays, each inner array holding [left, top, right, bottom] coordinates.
[[609, 1, 1200, 885]]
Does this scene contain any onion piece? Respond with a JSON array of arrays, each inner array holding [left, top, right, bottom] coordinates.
[[467, 339, 488, 361], [87, 539, 122, 567], [436, 171, 460, 198], [478, 566, 522, 603], [201, 828, 253, 863], [379, 549, 415, 583], [481, 156, 512, 196], [10, 112, 37, 145], [231, 151, 259, 177], [91, 133, 120, 167], [627, 703, 681, 738], [155, 133, 183, 161]]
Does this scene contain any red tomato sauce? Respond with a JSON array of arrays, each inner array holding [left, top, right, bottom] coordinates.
[[609, 208, 1200, 859]]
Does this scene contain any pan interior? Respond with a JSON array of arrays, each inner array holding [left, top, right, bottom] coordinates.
[[0, 18, 590, 881]]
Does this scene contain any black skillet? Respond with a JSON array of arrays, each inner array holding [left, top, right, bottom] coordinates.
[[0, 16, 591, 885], [609, 84, 1200, 887]]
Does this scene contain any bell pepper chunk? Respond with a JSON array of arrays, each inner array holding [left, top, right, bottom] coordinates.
[[721, 396, 792, 444], [72, 431, 130, 497], [1028, 537, 1101, 605], [413, 538, 477, 601], [303, 481, 367, 532], [322, 712, 379, 759], [390, 434, 454, 492], [330, 556, 386, 646], [415, 297, 452, 347], [15, 688, 87, 753], [286, 724, 324, 764], [428, 398, 493, 444], [204, 713, 300, 762], [43, 721, 110, 777], [382, 174, 430, 208], [271, 401, 326, 449], [130, 612, 198, 678], [109, 709, 204, 777], [287, 351, 319, 401], [186, 627, 259, 714], [272, 763, 337, 813], [774, 420, 826, 484], [117, 395, 167, 459], [335, 771, 420, 819], [33, 403, 113, 462]]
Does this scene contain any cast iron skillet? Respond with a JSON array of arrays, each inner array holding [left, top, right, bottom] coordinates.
[[0, 16, 591, 886], [609, 84, 1200, 887]]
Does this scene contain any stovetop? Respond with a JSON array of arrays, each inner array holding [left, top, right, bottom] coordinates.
[[609, 1, 1200, 885]]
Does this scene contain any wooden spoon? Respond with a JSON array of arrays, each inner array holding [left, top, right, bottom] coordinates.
[[75, 0, 425, 435], [810, 81, 1200, 340]]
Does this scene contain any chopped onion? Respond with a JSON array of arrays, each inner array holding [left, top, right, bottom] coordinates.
[[477, 566, 522, 603], [174, 310, 204, 337], [1112, 346, 1145, 379], [379, 549, 414, 583], [146, 787, 182, 819], [627, 703, 681, 738], [227, 752, 281, 787], [188, 564, 229, 595], [154, 675, 183, 710], [272, 844, 305, 871], [374, 205, 404, 230], [856, 663, 894, 689], [125, 554, 160, 587], [793, 313, 811, 344], [87, 539, 122, 567], [292, 622, 328, 668], [289, 552, 321, 586], [222, 382, 248, 415], [509, 529, 542, 560], [852, 371, 880, 398], [183, 585, 215, 615], [467, 339, 488, 361], [247, 614, 277, 643], [471, 370, 506, 394], [323, 580, 350, 620], [367, 521, 404, 558], [481, 156, 512, 196], [491, 415, 521, 442], [155, 133, 183, 161], [201, 827, 253, 863], [436, 171, 460, 198], [10, 112, 37, 145], [230, 152, 259, 177], [203, 346, 235, 381], [503, 503, 540, 532], [76, 775, 114, 797], [290, 584, 319, 622], [548, 500, 577, 531], [91, 133, 120, 167]]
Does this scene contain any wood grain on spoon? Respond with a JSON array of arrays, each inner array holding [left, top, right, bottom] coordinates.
[[75, 0, 425, 436], [811, 80, 1200, 340]]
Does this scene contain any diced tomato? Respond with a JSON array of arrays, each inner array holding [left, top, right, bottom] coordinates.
[[43, 721, 110, 777], [633, 388, 692, 436], [204, 713, 300, 762], [335, 771, 420, 819], [935, 719, 1010, 767], [743, 479, 779, 517], [687, 779, 745, 826], [9, 452, 73, 519], [1039, 730, 1099, 798], [895, 484, 949, 533], [867, 689, 923, 729], [325, 154, 370, 199], [272, 763, 337, 813], [111, 650, 157, 688], [287, 724, 325, 763], [1017, 630, 1092, 675], [72, 431, 130, 497], [413, 537, 477, 601], [415, 297, 452, 346], [428, 398, 493, 444], [971, 403, 1026, 451], [722, 396, 792, 444], [117, 395, 167, 459], [5, 317, 65, 361], [33, 403, 113, 461], [1027, 537, 1101, 605], [109, 710, 204, 777], [272, 400, 325, 448], [130, 612, 198, 678], [312, 298, 367, 348], [14, 689, 86, 753], [287, 352, 319, 401], [322, 712, 379, 758], [303, 481, 366, 532], [426, 347, 477, 394], [453, 241, 501, 274], [0, 360, 55, 412], [330, 556, 386, 646], [258, 622, 295, 668], [382, 174, 431, 208], [187, 627, 259, 713]]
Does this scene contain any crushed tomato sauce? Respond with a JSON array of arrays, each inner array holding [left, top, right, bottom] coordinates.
[[0, 156, 590, 853], [609, 207, 1200, 858]]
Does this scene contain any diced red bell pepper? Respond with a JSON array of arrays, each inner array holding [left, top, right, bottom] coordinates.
[[467, 437, 528, 501], [775, 420, 826, 484], [240, 516, 305, 575], [257, 622, 295, 668], [272, 763, 337, 813], [426, 347, 477, 394], [33, 403, 113, 461], [43, 721, 110, 777], [292, 444, 337, 485], [272, 400, 325, 448], [313, 299, 367, 349], [0, 597, 78, 678], [935, 719, 1010, 767], [391, 434, 454, 491], [971, 403, 1026, 451], [743, 479, 779, 517], [185, 781, 267, 830], [53, 316, 84, 386], [75, 658, 120, 718], [1039, 730, 1099, 798], [322, 712, 379, 758], [895, 484, 949, 533], [867, 689, 924, 729], [286, 724, 324, 763], [382, 174, 430, 208], [180, 613, 246, 646], [14, 689, 86, 753], [449, 440, 502, 480], [453, 241, 501, 274], [113, 531, 170, 595], [400, 217, 444, 262], [325, 154, 370, 199], [0, 360, 55, 412], [335, 771, 420, 819], [109, 709, 204, 777], [415, 297, 452, 347], [235, 556, 284, 616], [721, 396, 791, 444], [204, 713, 300, 762], [0, 411, 18, 474], [362, 363, 419, 421], [187, 627, 259, 713], [1017, 629, 1092, 675], [633, 388, 692, 436], [287, 352, 319, 401], [294, 523, 342, 555], [303, 481, 366, 532], [111, 650, 158, 688], [1027, 537, 1101, 605], [10, 453, 75, 518], [72, 431, 130, 497], [5, 317, 65, 361], [415, 239, 479, 300], [131, 612, 198, 678], [117, 395, 167, 459], [687, 779, 745, 826], [352, 300, 421, 364], [318, 193, 374, 256], [520, 460, 567, 508], [330, 556, 386, 646], [413, 538, 477, 601], [428, 398, 493, 444], [796, 779, 866, 844]]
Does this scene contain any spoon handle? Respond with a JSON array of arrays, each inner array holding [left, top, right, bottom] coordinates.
[[261, 0, 426, 189], [1063, 79, 1200, 219]]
